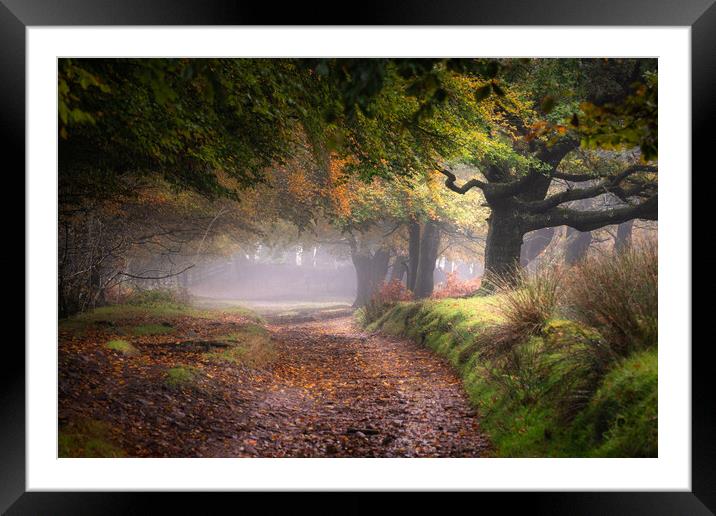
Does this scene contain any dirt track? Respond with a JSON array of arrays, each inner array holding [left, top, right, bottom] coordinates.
[[207, 316, 490, 457], [59, 313, 490, 457]]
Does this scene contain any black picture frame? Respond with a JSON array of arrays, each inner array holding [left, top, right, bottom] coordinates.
[[4, 0, 711, 513]]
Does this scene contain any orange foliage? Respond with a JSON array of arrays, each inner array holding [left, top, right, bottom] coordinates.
[[375, 279, 414, 304], [431, 272, 482, 299], [364, 279, 413, 322], [327, 155, 356, 217], [282, 165, 314, 202]]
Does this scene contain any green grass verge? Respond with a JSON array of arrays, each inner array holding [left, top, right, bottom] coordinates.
[[570, 349, 658, 457], [365, 297, 657, 457], [58, 419, 125, 458], [59, 299, 264, 335]]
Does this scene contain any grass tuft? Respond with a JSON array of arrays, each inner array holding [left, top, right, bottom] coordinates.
[[165, 366, 199, 389], [566, 243, 657, 356], [130, 323, 174, 336], [105, 339, 138, 356], [493, 265, 563, 335], [207, 324, 276, 369], [58, 419, 125, 458]]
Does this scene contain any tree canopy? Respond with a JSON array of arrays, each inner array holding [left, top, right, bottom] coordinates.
[[58, 57, 658, 310]]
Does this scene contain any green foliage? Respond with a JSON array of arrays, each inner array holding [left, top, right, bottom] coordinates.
[[219, 322, 269, 340], [353, 307, 368, 327], [59, 419, 125, 458], [59, 57, 657, 210], [217, 307, 267, 324], [125, 288, 189, 307], [59, 58, 333, 201], [60, 299, 264, 337], [67, 302, 194, 322], [576, 70, 658, 160]]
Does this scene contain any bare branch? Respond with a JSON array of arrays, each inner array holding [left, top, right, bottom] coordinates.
[[439, 168, 488, 195], [439, 167, 535, 198], [118, 264, 195, 280]]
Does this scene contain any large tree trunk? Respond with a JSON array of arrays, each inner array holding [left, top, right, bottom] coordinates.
[[351, 248, 391, 307], [90, 265, 105, 308], [413, 221, 441, 299], [352, 253, 373, 308], [483, 209, 525, 281], [565, 227, 593, 265], [389, 256, 408, 283], [370, 248, 391, 288], [406, 220, 421, 291], [615, 220, 634, 253]]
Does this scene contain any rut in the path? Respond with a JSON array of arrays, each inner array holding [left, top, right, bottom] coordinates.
[[209, 316, 491, 458]]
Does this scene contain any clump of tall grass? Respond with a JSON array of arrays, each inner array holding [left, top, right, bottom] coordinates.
[[493, 265, 564, 336], [550, 243, 657, 419], [565, 243, 657, 356], [475, 265, 564, 403]]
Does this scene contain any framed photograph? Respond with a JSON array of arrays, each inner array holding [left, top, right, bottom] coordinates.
[[6, 0, 712, 512]]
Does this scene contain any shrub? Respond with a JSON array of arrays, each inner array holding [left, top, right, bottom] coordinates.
[[366, 245, 658, 457], [124, 288, 191, 307], [353, 307, 368, 327], [364, 280, 413, 323], [369, 295, 658, 457], [432, 272, 482, 299], [565, 243, 657, 356]]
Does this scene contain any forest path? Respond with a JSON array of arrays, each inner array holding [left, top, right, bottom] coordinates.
[[59, 310, 489, 458], [207, 316, 490, 457]]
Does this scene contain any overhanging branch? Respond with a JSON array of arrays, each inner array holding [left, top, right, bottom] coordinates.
[[525, 194, 658, 232], [523, 164, 657, 213], [439, 168, 488, 195], [118, 264, 195, 280], [439, 167, 536, 198]]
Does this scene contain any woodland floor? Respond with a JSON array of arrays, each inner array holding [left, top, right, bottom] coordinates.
[[59, 305, 490, 457]]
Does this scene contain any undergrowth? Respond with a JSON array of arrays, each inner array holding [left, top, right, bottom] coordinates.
[[59, 293, 264, 336]]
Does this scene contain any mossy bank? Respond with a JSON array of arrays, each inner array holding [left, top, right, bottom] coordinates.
[[361, 297, 657, 457]]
